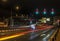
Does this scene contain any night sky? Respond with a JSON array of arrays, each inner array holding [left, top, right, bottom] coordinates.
[[0, 0, 60, 17]]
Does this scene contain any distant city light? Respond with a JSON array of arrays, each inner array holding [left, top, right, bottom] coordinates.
[[46, 18, 50, 21], [43, 20, 46, 23], [16, 14, 18, 16]]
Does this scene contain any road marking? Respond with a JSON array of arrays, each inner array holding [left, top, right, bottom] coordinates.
[[41, 34, 46, 36]]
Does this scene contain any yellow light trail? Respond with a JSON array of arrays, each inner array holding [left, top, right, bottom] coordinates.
[[0, 34, 24, 41], [0, 29, 40, 41]]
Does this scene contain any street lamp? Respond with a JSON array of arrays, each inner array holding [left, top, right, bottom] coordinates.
[[15, 5, 20, 17], [10, 8, 14, 27], [2, 0, 7, 2], [15, 6, 19, 10]]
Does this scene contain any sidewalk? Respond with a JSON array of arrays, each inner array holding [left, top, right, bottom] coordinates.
[[56, 29, 60, 41]]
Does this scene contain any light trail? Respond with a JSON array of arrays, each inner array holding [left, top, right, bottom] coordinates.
[[0, 29, 39, 41], [0, 33, 24, 41], [0, 25, 53, 41]]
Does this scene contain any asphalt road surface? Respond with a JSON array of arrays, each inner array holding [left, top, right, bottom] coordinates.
[[4, 28, 57, 41]]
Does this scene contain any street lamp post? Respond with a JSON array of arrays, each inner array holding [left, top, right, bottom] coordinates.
[[10, 8, 14, 27], [15, 5, 20, 17]]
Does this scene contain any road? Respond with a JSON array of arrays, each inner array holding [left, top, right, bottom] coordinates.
[[0, 24, 57, 41], [0, 27, 57, 41]]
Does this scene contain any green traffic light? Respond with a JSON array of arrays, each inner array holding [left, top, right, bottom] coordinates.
[[43, 12, 46, 14], [51, 12, 54, 14], [36, 12, 39, 14]]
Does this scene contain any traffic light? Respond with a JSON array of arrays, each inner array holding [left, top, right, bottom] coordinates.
[[43, 8, 46, 14], [36, 11, 39, 14], [51, 12, 54, 14], [35, 8, 39, 14], [51, 8, 55, 15], [43, 11, 46, 14]]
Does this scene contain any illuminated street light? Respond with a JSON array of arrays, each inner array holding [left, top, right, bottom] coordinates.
[[16, 6, 19, 10], [2, 0, 7, 2]]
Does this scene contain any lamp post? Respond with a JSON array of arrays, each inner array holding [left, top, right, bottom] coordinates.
[[15, 5, 20, 16], [10, 8, 14, 27]]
